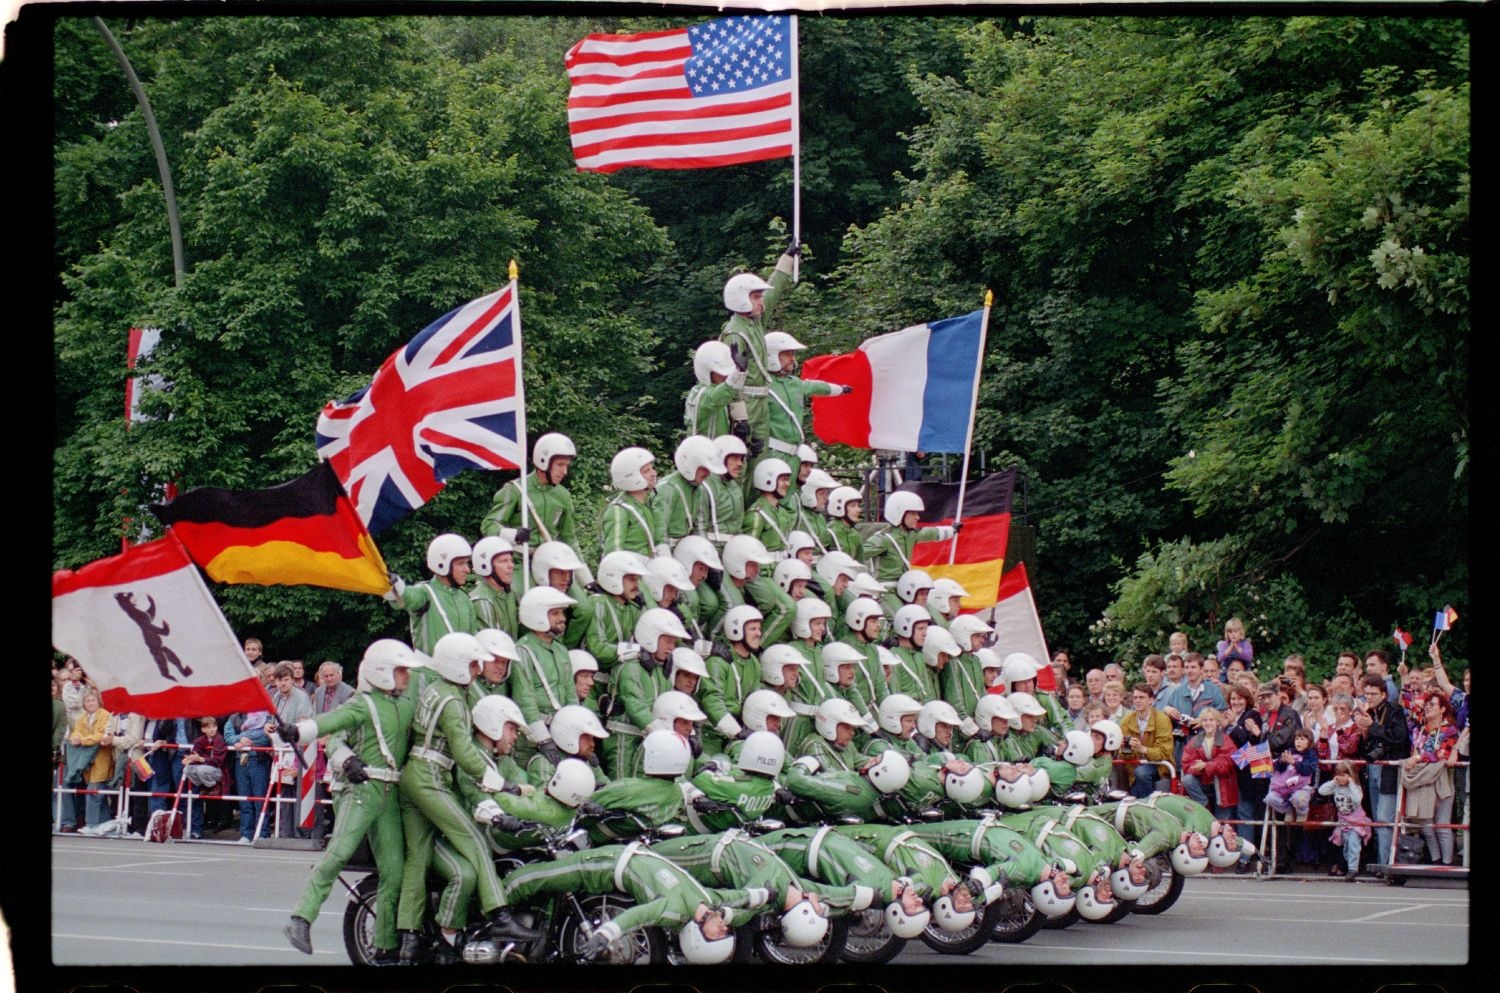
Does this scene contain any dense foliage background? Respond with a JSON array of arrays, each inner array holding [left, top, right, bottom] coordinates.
[[51, 14, 1468, 679]]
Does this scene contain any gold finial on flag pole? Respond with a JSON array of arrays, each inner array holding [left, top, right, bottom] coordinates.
[[509, 259, 519, 281]]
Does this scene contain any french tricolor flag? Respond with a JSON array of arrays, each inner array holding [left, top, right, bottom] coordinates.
[[804, 309, 984, 453]]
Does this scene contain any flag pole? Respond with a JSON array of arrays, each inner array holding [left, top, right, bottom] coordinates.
[[948, 290, 993, 564], [509, 259, 533, 593], [790, 13, 801, 284]]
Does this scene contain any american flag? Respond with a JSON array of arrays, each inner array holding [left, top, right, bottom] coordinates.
[[565, 14, 797, 173], [315, 287, 524, 535]]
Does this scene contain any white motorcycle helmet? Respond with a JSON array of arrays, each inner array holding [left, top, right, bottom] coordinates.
[[609, 447, 656, 491], [774, 558, 814, 596], [693, 340, 738, 386], [640, 729, 693, 776], [1109, 857, 1150, 901], [779, 897, 828, 947], [653, 689, 708, 726], [634, 608, 690, 656], [922, 627, 962, 668], [472, 695, 526, 741], [797, 443, 818, 468], [669, 647, 709, 681], [929, 578, 971, 615], [827, 486, 862, 519], [678, 917, 736, 964], [892, 604, 931, 642], [1030, 873, 1077, 919], [673, 534, 724, 574], [820, 641, 866, 684], [712, 434, 749, 469], [943, 766, 988, 806], [518, 586, 576, 633], [1008, 692, 1047, 718], [764, 331, 807, 370], [426, 533, 473, 577], [474, 628, 521, 668], [844, 598, 886, 637], [785, 530, 818, 562], [1207, 830, 1253, 868], [759, 643, 809, 687], [532, 432, 577, 474], [849, 572, 889, 597], [975, 694, 1020, 728], [876, 694, 924, 736], [882, 490, 924, 528], [429, 632, 490, 686], [1000, 652, 1043, 689], [799, 469, 838, 509], [1172, 833, 1212, 875], [865, 749, 911, 794], [790, 596, 831, 639], [932, 886, 978, 932], [550, 705, 610, 755], [895, 569, 934, 605], [722, 535, 775, 581], [546, 757, 597, 808], [742, 689, 796, 733], [1061, 729, 1096, 766], [644, 556, 696, 603], [1090, 719, 1123, 753], [738, 730, 786, 778], [917, 700, 962, 740], [815, 551, 860, 588], [470, 535, 516, 578], [993, 766, 1032, 809], [814, 697, 866, 742], [358, 639, 425, 694], [530, 540, 586, 588], [948, 614, 993, 650], [674, 434, 726, 480], [1023, 766, 1053, 803], [977, 648, 1003, 680], [751, 457, 793, 495], [722, 604, 764, 644], [884, 882, 930, 939], [568, 650, 599, 677], [596, 550, 650, 597], [723, 271, 772, 313], [1075, 872, 1115, 922]]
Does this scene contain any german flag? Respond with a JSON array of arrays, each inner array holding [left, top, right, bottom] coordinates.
[[905, 468, 1016, 611], [151, 462, 391, 595]]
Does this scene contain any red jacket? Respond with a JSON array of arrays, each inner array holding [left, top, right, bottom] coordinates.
[[1182, 730, 1239, 808]]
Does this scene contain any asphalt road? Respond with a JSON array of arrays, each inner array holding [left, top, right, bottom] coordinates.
[[50, 835, 1467, 968]]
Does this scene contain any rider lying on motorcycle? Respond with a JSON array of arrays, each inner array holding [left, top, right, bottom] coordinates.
[[1091, 793, 1250, 871], [584, 729, 699, 845], [758, 825, 933, 939], [997, 804, 1121, 921], [830, 820, 998, 933]]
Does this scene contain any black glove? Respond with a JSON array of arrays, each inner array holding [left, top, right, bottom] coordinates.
[[840, 385, 854, 395], [538, 740, 565, 765], [706, 569, 724, 590], [579, 801, 608, 819], [774, 788, 797, 806], [731, 419, 752, 442], [730, 342, 749, 373], [951, 521, 964, 533], [597, 694, 617, 720], [279, 723, 301, 745], [491, 812, 527, 833], [692, 796, 732, 814], [748, 438, 765, 458], [734, 726, 753, 741], [582, 928, 613, 959], [786, 235, 802, 257], [512, 525, 532, 546], [342, 755, 370, 784], [687, 734, 703, 758], [501, 783, 523, 796]]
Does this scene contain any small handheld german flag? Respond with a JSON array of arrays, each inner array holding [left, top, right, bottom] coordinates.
[[1431, 605, 1459, 645]]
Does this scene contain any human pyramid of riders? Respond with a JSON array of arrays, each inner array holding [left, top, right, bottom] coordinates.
[[282, 239, 1256, 966]]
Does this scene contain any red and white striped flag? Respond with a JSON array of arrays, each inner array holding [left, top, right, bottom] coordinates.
[[565, 14, 797, 173]]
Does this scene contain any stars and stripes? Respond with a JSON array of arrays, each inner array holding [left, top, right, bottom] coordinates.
[[315, 287, 524, 535], [565, 14, 797, 172]]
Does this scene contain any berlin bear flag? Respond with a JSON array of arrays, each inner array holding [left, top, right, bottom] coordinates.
[[804, 309, 985, 453], [52, 536, 269, 719]]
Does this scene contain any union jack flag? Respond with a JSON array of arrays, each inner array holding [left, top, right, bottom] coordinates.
[[315, 287, 524, 534]]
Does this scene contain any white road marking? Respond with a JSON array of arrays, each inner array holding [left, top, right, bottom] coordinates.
[[1350, 903, 1433, 922], [51, 933, 343, 957]]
